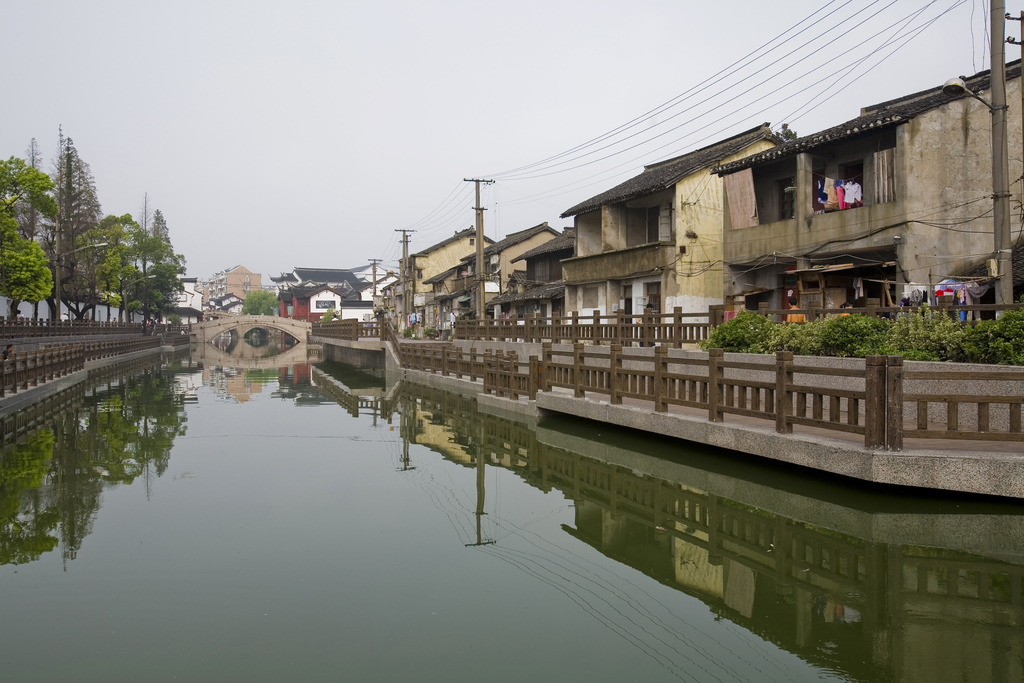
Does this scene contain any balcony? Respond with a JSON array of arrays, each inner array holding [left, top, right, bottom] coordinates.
[[562, 242, 677, 285]]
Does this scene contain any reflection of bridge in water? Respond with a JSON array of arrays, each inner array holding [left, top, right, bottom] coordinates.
[[364, 380, 1024, 683], [196, 337, 311, 369]]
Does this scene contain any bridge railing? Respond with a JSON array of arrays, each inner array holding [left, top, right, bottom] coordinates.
[[455, 309, 709, 347], [311, 319, 380, 341], [0, 317, 143, 338]]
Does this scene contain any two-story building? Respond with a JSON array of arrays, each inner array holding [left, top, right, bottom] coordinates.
[[401, 228, 492, 326], [488, 228, 574, 319], [559, 124, 779, 317], [714, 63, 1023, 311]]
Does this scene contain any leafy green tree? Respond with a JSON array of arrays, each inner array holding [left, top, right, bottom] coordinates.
[[125, 209, 185, 324], [240, 289, 278, 316], [0, 156, 58, 316]]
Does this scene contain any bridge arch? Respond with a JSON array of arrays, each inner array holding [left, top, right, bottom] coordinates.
[[193, 315, 311, 345]]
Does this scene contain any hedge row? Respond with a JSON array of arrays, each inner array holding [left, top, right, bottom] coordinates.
[[699, 307, 1024, 365]]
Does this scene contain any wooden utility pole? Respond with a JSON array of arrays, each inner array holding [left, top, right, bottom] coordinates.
[[992, 1, 1013, 307], [394, 229, 415, 319], [464, 178, 494, 320]]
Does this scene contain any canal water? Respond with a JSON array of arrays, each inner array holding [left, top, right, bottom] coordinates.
[[1, 352, 1022, 682]]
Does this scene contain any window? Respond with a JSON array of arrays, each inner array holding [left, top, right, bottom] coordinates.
[[644, 282, 661, 314], [778, 178, 796, 221], [647, 206, 661, 243], [469, 238, 475, 246], [416, 269, 423, 280]]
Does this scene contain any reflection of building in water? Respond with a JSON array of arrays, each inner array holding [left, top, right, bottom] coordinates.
[[204, 366, 272, 404], [396, 380, 1024, 683]]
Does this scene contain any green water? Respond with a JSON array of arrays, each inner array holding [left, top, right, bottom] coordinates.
[[0, 354, 1021, 682]]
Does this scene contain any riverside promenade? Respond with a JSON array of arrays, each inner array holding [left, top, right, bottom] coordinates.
[[309, 321, 1024, 499]]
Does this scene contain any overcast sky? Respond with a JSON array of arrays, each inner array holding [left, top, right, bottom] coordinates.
[[1, 0, 1003, 280]]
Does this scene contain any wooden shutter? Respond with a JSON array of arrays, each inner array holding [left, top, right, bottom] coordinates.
[[724, 168, 759, 229], [874, 148, 896, 204]]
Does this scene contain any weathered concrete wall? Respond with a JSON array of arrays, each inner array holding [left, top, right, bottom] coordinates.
[[672, 137, 776, 313], [314, 337, 385, 369]]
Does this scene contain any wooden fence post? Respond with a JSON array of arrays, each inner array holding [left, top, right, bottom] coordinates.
[[616, 310, 625, 346], [707, 348, 724, 422], [592, 310, 601, 345], [864, 355, 886, 449], [609, 344, 622, 405], [886, 355, 904, 452], [775, 350, 793, 434], [572, 311, 579, 345], [509, 352, 518, 401], [653, 345, 667, 412], [673, 307, 683, 348], [441, 346, 449, 376], [542, 342, 552, 392], [573, 342, 585, 398], [528, 355, 539, 400], [470, 348, 478, 382], [865, 298, 880, 319]]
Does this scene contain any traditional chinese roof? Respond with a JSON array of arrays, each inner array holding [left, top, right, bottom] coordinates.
[[487, 281, 566, 307], [714, 61, 1023, 176], [459, 223, 560, 264], [561, 124, 778, 218], [412, 228, 493, 258], [513, 228, 575, 263], [422, 265, 458, 286]]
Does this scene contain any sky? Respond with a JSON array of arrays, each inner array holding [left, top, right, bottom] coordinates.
[[0, 0, 1006, 281]]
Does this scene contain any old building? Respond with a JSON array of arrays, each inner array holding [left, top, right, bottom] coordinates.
[[714, 63, 1023, 311], [400, 228, 493, 326], [560, 124, 779, 317], [488, 227, 575, 319]]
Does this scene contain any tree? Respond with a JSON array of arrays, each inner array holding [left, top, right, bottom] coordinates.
[[778, 123, 798, 141], [44, 130, 103, 320], [125, 207, 184, 324], [0, 156, 58, 316], [240, 289, 277, 316]]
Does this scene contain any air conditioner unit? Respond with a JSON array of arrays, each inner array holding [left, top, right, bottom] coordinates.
[[490, 255, 500, 264], [635, 296, 647, 306]]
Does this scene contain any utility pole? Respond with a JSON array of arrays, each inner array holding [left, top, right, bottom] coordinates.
[[464, 178, 494, 320], [992, 1, 1013, 308], [1007, 10, 1023, 305], [367, 258, 383, 297], [394, 229, 415, 320]]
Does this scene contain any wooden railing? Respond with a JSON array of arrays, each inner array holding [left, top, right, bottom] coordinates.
[[311, 319, 381, 341], [455, 309, 710, 346], [0, 346, 85, 397], [400, 340, 1024, 450], [0, 336, 185, 398], [0, 317, 143, 337]]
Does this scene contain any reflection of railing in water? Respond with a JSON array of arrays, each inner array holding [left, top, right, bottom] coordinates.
[[395, 379, 1024, 679]]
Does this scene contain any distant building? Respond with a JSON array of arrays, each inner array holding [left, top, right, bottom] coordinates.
[[208, 293, 244, 314], [208, 265, 261, 301], [162, 276, 204, 323]]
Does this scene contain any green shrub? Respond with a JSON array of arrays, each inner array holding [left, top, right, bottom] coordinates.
[[321, 308, 336, 322], [816, 314, 890, 357], [167, 314, 182, 327], [699, 310, 774, 353], [963, 308, 1024, 365], [883, 307, 967, 362], [764, 318, 825, 356]]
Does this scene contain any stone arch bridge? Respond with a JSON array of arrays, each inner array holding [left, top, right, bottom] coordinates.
[[192, 315, 311, 345]]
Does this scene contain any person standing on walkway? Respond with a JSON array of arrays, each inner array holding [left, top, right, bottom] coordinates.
[[787, 297, 806, 323], [2, 344, 12, 361]]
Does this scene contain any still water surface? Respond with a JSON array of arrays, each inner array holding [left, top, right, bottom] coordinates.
[[0, 354, 1022, 682]]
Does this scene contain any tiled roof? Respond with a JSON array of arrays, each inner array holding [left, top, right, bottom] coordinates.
[[422, 265, 458, 285], [513, 228, 575, 263], [292, 268, 365, 290], [413, 228, 493, 257], [487, 281, 566, 307], [714, 61, 1022, 176], [463, 222, 560, 261], [436, 288, 471, 302], [561, 124, 778, 218]]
